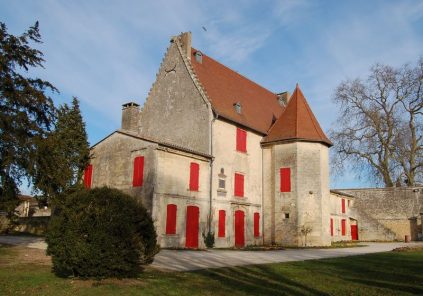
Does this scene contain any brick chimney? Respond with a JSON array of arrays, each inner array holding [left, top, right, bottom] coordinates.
[[178, 32, 192, 61], [121, 102, 140, 132]]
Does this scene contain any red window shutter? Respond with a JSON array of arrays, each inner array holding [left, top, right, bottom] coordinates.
[[280, 168, 291, 192], [166, 204, 177, 235], [218, 210, 226, 237], [236, 128, 247, 152], [254, 212, 260, 237], [341, 199, 345, 213], [341, 219, 346, 236], [132, 156, 145, 187], [84, 164, 93, 188], [234, 173, 244, 197], [330, 218, 334, 236], [189, 162, 199, 191]]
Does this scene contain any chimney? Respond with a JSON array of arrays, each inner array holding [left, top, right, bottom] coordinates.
[[179, 32, 192, 61], [276, 91, 290, 107], [121, 102, 140, 132]]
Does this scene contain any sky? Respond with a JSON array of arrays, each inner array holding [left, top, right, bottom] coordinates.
[[1, 0, 423, 189]]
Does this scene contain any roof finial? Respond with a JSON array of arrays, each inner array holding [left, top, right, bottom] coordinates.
[[296, 82, 300, 89]]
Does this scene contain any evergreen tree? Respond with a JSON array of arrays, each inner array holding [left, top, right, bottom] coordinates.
[[33, 97, 89, 200], [0, 22, 57, 214]]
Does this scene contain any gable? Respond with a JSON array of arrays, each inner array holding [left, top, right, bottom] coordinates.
[[137, 42, 212, 155]]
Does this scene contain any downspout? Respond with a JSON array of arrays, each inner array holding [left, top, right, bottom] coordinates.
[[208, 112, 217, 233]]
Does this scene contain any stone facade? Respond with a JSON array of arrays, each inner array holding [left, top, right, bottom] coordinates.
[[86, 32, 421, 249]]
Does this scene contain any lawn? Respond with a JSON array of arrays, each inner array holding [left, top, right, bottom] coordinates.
[[0, 244, 422, 296]]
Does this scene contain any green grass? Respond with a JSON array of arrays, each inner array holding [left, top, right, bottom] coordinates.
[[0, 245, 422, 296]]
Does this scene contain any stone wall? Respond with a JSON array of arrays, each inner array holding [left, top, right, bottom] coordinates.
[[263, 141, 331, 247], [137, 41, 212, 155], [211, 119, 263, 247], [90, 132, 158, 212], [339, 187, 423, 241]]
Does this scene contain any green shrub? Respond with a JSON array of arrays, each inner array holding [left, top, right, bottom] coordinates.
[[202, 231, 215, 248], [46, 187, 158, 278]]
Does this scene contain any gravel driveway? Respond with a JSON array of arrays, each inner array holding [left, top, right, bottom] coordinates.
[[1, 235, 421, 271]]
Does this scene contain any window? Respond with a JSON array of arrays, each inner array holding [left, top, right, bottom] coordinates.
[[132, 156, 144, 187], [341, 199, 346, 213], [234, 102, 242, 114], [218, 210, 225, 237], [166, 204, 177, 235], [236, 128, 247, 152], [330, 218, 334, 236], [285, 213, 290, 219], [218, 179, 226, 189], [280, 168, 291, 192], [84, 164, 93, 188], [341, 219, 346, 236], [254, 212, 260, 237], [189, 162, 199, 191], [234, 173, 244, 197], [348, 200, 350, 207]]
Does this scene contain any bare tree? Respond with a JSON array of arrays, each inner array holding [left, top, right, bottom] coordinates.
[[330, 59, 422, 187]]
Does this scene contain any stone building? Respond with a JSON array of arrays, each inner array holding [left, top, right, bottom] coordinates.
[[86, 32, 419, 248]]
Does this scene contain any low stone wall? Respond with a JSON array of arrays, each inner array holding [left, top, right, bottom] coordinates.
[[338, 187, 423, 241], [13, 217, 50, 235]]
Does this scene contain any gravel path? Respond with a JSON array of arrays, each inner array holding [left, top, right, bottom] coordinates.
[[1, 235, 421, 271]]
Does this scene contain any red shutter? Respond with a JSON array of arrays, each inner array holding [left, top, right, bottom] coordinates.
[[84, 164, 93, 188], [236, 128, 247, 152], [341, 199, 345, 213], [218, 210, 225, 237], [280, 168, 291, 192], [254, 212, 260, 237], [330, 218, 334, 236], [234, 173, 244, 197], [189, 162, 199, 191], [132, 156, 144, 187], [341, 219, 346, 236], [166, 204, 177, 235]]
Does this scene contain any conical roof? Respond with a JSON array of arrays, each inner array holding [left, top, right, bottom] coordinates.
[[263, 84, 332, 146]]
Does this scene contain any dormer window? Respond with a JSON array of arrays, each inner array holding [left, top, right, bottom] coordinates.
[[194, 51, 203, 63], [234, 102, 242, 114]]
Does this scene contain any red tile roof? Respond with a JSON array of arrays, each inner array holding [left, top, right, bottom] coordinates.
[[190, 48, 284, 134], [263, 84, 332, 146]]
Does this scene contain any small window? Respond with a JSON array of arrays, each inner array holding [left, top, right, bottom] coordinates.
[[166, 204, 177, 235], [285, 213, 290, 219], [234, 173, 244, 197], [189, 162, 199, 191], [218, 179, 226, 189], [236, 128, 247, 152], [330, 218, 334, 236], [132, 156, 144, 187], [234, 102, 242, 114], [84, 164, 93, 188], [341, 199, 346, 213], [280, 168, 291, 192], [218, 210, 225, 237]]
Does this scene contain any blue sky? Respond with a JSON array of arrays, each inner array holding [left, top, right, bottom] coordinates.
[[1, 0, 423, 189]]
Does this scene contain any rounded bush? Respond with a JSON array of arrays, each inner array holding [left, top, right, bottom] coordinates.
[[46, 187, 158, 278]]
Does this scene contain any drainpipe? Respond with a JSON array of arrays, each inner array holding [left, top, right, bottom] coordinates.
[[208, 113, 217, 233]]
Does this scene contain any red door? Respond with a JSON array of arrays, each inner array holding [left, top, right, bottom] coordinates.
[[185, 206, 199, 248], [351, 225, 358, 240], [234, 210, 245, 248]]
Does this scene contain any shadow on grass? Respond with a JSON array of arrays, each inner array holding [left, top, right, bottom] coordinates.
[[191, 252, 423, 296]]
